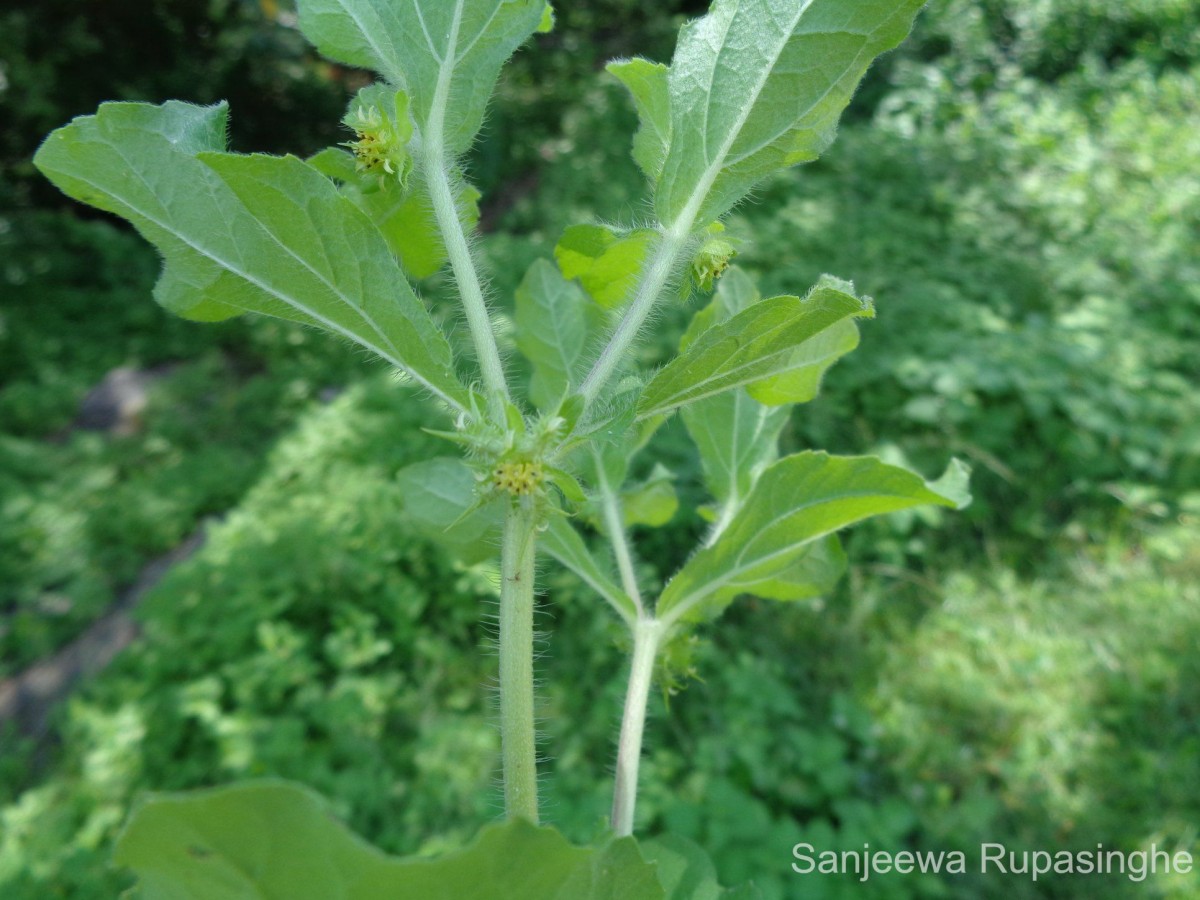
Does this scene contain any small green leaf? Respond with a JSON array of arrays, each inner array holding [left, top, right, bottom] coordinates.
[[312, 148, 482, 280], [396, 457, 501, 563], [515, 259, 592, 410], [607, 58, 671, 182], [683, 390, 789, 510], [540, 516, 636, 623], [33, 101, 469, 410], [538, 3, 555, 33], [679, 264, 760, 351], [653, 0, 927, 226], [623, 464, 679, 528], [658, 453, 970, 627], [297, 0, 546, 155], [555, 224, 658, 310], [639, 277, 873, 419], [114, 781, 666, 899]]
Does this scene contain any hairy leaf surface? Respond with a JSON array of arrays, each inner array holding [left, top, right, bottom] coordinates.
[[658, 453, 970, 627], [33, 101, 468, 409], [639, 277, 872, 418], [653, 0, 926, 226], [515, 260, 591, 409], [297, 0, 546, 153]]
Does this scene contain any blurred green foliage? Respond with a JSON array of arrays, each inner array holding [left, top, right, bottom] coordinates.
[[1, 0, 1198, 897]]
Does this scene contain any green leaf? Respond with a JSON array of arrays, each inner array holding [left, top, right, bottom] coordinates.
[[396, 457, 501, 564], [608, 58, 671, 182], [658, 453, 970, 627], [515, 259, 591, 410], [114, 780, 666, 899], [538, 3, 556, 33], [640, 834, 764, 899], [309, 147, 482, 280], [555, 224, 658, 310], [653, 0, 926, 226], [540, 516, 636, 623], [297, 0, 546, 155], [679, 264, 760, 351], [622, 464, 679, 528], [683, 390, 789, 510], [638, 277, 873, 419], [33, 101, 469, 411]]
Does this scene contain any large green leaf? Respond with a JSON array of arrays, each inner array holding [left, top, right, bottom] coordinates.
[[33, 101, 469, 411], [297, 0, 546, 154], [653, 0, 926, 226], [638, 277, 873, 419], [114, 781, 665, 899], [555, 224, 658, 310], [515, 259, 592, 410], [657, 453, 970, 627]]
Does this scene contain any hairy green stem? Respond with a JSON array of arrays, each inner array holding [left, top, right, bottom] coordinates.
[[594, 450, 644, 617], [611, 617, 662, 836], [499, 500, 540, 822], [422, 1, 510, 413], [578, 225, 693, 408]]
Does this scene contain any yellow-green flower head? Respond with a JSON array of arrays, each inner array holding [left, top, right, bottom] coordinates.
[[340, 85, 413, 186], [690, 223, 738, 292]]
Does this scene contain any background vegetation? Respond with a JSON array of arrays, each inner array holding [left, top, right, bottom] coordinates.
[[1, 1, 1197, 897]]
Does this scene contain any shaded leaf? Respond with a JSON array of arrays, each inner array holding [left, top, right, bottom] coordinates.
[[623, 464, 679, 528], [515, 259, 591, 410], [396, 457, 501, 563], [640, 834, 765, 899], [540, 516, 636, 623], [114, 781, 665, 899]]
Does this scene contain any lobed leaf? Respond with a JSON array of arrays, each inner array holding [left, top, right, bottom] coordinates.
[[683, 390, 789, 511], [638, 276, 873, 419], [114, 781, 666, 899], [33, 101, 469, 410], [658, 453, 970, 627], [297, 0, 547, 154], [652, 0, 927, 227]]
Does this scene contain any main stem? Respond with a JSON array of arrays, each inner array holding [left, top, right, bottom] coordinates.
[[611, 616, 662, 836], [499, 500, 539, 822]]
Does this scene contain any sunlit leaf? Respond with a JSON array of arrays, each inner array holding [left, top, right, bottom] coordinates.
[[555, 224, 658, 310], [297, 0, 546, 154], [639, 277, 873, 418], [658, 453, 970, 627], [33, 101, 469, 410], [653, 0, 926, 226]]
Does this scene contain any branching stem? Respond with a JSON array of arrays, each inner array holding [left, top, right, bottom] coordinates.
[[611, 616, 663, 836]]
